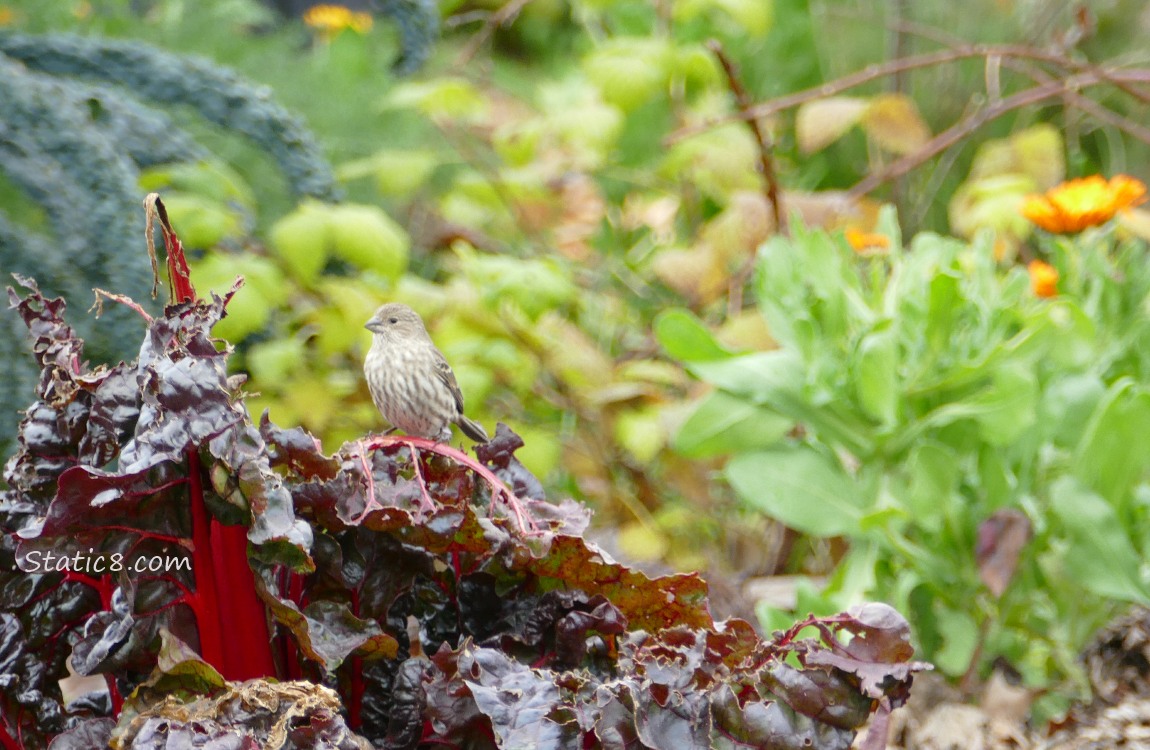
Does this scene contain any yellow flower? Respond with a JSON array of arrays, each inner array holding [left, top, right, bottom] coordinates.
[[844, 227, 890, 254], [1021, 174, 1147, 234], [303, 4, 373, 38], [0, 6, 17, 26], [1027, 260, 1058, 298]]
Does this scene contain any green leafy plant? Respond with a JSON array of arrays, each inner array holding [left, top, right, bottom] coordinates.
[[660, 207, 1150, 713]]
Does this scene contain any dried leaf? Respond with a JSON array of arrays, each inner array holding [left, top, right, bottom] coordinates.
[[651, 245, 729, 304], [976, 508, 1031, 597], [795, 96, 868, 154], [861, 93, 931, 155], [700, 191, 776, 264], [783, 190, 881, 231], [553, 173, 607, 262]]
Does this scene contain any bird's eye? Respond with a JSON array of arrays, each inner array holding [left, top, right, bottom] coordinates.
[[388, 317, 398, 324]]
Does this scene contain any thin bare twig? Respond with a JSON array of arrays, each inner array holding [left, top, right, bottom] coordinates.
[[444, 9, 489, 29], [846, 71, 1150, 198], [455, 0, 533, 66], [667, 43, 1150, 145], [707, 39, 785, 236], [707, 40, 786, 313], [889, 17, 1150, 146], [847, 82, 1064, 198], [892, 20, 1052, 227], [1060, 89, 1150, 146], [669, 46, 1003, 144], [884, 0, 911, 227], [89, 289, 154, 323], [881, 19, 1150, 220], [894, 16, 1150, 107], [887, 0, 910, 95]]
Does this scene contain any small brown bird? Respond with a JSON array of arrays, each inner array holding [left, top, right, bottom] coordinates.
[[363, 303, 488, 443]]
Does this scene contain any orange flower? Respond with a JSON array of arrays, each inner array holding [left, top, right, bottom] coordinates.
[[303, 4, 372, 37], [1021, 174, 1147, 234], [844, 227, 890, 254], [1028, 260, 1058, 298]]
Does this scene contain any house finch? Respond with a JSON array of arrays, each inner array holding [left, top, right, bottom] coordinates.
[[363, 303, 489, 443]]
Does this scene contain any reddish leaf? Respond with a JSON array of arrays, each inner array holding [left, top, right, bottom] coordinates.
[[976, 509, 1031, 598]]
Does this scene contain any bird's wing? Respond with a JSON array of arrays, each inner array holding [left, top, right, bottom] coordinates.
[[433, 349, 467, 414]]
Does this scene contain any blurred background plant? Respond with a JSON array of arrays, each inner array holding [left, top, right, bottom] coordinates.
[[663, 193, 1150, 720], [3, 0, 1150, 714]]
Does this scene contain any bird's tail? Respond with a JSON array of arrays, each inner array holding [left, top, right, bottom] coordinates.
[[457, 416, 489, 443]]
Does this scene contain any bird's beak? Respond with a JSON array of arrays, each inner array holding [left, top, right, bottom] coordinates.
[[365, 319, 381, 333]]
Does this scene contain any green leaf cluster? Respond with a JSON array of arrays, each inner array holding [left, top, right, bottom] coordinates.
[[662, 214, 1150, 702]]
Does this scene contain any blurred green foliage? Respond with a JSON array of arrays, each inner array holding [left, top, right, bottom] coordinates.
[[662, 213, 1150, 716], [4, 0, 1150, 710]]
